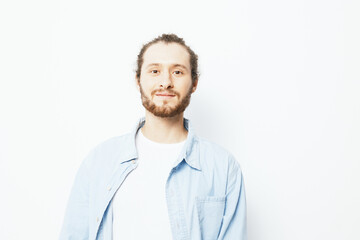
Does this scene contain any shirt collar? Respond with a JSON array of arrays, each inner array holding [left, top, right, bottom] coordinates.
[[120, 116, 201, 171]]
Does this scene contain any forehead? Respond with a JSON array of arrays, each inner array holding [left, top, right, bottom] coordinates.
[[142, 42, 190, 68]]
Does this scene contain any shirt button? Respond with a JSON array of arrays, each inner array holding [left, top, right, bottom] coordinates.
[[96, 217, 99, 222], [107, 187, 112, 191], [131, 160, 136, 164]]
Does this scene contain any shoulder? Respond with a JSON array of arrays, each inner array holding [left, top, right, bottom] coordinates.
[[196, 136, 242, 173], [93, 133, 132, 155], [82, 132, 134, 168]]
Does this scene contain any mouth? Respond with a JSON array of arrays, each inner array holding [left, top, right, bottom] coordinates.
[[155, 93, 176, 98]]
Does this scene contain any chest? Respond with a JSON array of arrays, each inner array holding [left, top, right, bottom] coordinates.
[[92, 161, 227, 240]]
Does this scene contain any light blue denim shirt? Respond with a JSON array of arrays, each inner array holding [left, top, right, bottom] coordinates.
[[59, 117, 247, 240]]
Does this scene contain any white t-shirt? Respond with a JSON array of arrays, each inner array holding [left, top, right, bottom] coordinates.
[[112, 127, 186, 240]]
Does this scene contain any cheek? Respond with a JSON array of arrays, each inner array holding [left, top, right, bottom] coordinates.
[[177, 82, 192, 94], [140, 80, 154, 92]]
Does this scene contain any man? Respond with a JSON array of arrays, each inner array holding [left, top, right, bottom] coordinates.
[[60, 33, 247, 240]]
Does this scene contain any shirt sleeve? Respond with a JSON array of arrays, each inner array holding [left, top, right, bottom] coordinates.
[[217, 154, 247, 240], [59, 151, 93, 240]]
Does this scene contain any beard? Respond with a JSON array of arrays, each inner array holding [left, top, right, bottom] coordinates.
[[139, 83, 193, 118]]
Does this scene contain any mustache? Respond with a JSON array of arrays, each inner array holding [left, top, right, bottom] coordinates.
[[152, 89, 179, 96]]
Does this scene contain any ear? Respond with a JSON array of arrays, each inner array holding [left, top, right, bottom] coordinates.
[[191, 78, 198, 93], [135, 75, 140, 92]]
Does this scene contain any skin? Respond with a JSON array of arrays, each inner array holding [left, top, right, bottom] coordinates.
[[135, 42, 198, 144]]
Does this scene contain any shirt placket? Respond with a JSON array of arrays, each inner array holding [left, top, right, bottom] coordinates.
[[95, 159, 139, 239], [166, 167, 189, 240]]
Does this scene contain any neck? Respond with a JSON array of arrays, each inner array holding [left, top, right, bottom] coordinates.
[[141, 110, 188, 144]]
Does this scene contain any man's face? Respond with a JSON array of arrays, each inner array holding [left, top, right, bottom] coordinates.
[[137, 42, 197, 118]]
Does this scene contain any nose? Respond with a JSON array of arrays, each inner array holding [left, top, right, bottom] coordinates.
[[159, 70, 173, 89]]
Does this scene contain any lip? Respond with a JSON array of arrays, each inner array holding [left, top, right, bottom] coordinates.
[[155, 93, 176, 97]]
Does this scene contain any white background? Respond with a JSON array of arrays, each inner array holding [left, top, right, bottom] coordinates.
[[0, 0, 359, 239]]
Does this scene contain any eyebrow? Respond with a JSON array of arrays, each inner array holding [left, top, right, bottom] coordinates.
[[145, 63, 189, 71], [146, 63, 160, 68], [173, 64, 188, 70]]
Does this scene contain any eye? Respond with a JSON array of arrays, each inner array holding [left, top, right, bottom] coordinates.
[[173, 70, 183, 75], [150, 69, 159, 74]]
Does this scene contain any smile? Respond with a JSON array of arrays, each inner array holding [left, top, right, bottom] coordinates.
[[155, 94, 176, 98]]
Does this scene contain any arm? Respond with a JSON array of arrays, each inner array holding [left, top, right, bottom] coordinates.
[[59, 152, 92, 240], [217, 154, 247, 240]]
